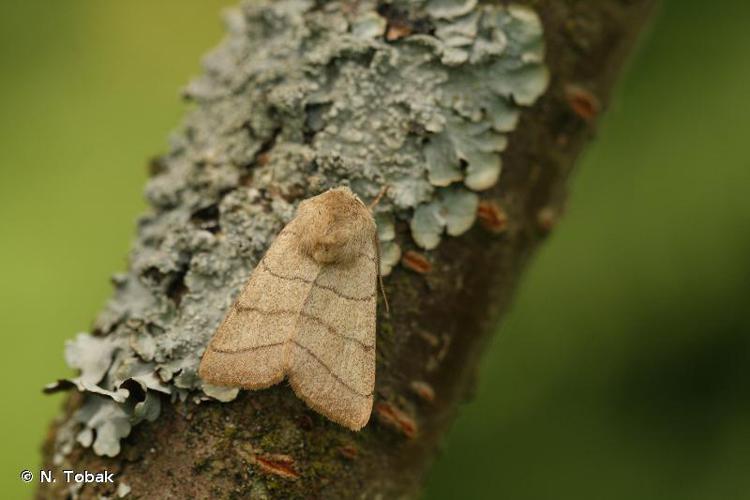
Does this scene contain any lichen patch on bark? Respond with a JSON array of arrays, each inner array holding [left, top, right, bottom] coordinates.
[[46, 0, 548, 463]]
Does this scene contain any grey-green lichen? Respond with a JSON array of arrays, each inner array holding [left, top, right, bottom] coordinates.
[[47, 0, 547, 461], [410, 187, 479, 249]]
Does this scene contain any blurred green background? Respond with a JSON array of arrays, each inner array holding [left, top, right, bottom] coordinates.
[[0, 1, 747, 499]]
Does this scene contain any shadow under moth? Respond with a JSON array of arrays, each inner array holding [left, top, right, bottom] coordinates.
[[199, 187, 380, 430]]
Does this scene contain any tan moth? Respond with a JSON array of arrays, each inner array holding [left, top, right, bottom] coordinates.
[[199, 186, 380, 430]]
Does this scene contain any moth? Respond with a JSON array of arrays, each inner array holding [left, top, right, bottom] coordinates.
[[199, 186, 380, 430]]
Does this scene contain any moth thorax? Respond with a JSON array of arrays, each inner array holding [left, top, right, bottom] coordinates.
[[299, 226, 360, 265], [295, 187, 371, 265]]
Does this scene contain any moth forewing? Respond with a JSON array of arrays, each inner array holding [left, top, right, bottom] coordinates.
[[199, 187, 378, 430]]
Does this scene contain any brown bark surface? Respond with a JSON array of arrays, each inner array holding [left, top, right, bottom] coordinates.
[[39, 1, 657, 498]]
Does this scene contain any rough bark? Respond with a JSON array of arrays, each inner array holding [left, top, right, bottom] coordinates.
[[39, 1, 656, 498]]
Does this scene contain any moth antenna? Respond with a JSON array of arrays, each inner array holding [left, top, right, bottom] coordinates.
[[379, 269, 390, 316], [374, 234, 390, 316], [368, 185, 390, 211]]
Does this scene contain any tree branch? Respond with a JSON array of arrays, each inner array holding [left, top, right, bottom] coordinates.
[[39, 0, 656, 498]]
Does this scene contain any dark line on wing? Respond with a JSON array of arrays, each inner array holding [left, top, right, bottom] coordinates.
[[209, 340, 286, 354], [208, 339, 372, 398], [261, 259, 376, 302], [232, 306, 375, 351], [291, 340, 373, 398]]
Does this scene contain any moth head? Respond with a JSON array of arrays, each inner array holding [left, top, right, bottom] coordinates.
[[296, 187, 375, 265]]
